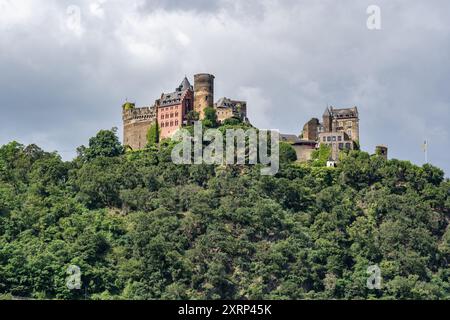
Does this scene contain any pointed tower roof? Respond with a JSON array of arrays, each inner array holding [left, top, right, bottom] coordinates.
[[323, 106, 331, 117], [179, 76, 192, 91]]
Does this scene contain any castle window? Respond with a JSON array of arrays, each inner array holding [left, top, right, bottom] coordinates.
[[175, 112, 179, 117], [338, 136, 342, 142], [165, 122, 169, 127], [332, 136, 336, 141], [339, 143, 344, 150], [170, 113, 174, 118], [347, 130, 352, 137], [175, 120, 179, 126], [327, 136, 331, 142], [170, 121, 173, 126], [161, 123, 165, 128], [323, 137, 326, 142], [345, 143, 351, 149]]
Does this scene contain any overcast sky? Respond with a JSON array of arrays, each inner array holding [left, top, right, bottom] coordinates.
[[0, 0, 449, 174]]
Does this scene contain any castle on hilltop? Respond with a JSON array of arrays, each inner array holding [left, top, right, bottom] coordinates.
[[283, 106, 387, 164], [122, 74, 387, 163], [282, 106, 362, 163], [122, 73, 248, 150]]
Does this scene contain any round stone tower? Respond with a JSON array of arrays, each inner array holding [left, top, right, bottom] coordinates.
[[194, 73, 215, 119]]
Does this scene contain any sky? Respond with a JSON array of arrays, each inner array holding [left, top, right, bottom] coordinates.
[[0, 0, 449, 174]]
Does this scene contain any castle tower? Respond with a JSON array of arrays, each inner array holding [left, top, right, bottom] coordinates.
[[194, 73, 215, 119], [375, 145, 388, 160], [122, 103, 157, 150], [323, 107, 332, 132]]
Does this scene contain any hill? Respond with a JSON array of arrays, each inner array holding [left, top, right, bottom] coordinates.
[[0, 128, 449, 300]]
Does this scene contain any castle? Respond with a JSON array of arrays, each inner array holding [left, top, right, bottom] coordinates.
[[122, 74, 386, 163], [122, 73, 248, 150], [282, 106, 361, 163]]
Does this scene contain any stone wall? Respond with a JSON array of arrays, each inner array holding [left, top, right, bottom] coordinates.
[[292, 143, 316, 162], [302, 118, 320, 141], [216, 107, 234, 123], [122, 106, 156, 150], [332, 118, 359, 142]]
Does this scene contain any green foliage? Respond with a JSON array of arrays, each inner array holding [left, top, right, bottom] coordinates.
[[311, 144, 332, 167], [0, 132, 449, 300], [203, 107, 218, 128], [146, 122, 160, 147], [122, 102, 135, 111], [223, 117, 242, 126], [279, 142, 298, 163], [79, 128, 124, 161]]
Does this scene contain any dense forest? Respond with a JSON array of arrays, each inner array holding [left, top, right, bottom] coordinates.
[[0, 121, 449, 300]]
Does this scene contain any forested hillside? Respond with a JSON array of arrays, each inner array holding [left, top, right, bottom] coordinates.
[[0, 128, 449, 300]]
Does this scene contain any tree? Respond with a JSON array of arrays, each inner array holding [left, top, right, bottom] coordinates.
[[0, 135, 449, 300], [223, 117, 242, 126], [311, 144, 331, 167], [279, 142, 298, 163], [146, 122, 160, 147], [81, 128, 124, 161], [203, 107, 218, 128]]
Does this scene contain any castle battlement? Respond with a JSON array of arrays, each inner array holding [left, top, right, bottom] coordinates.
[[122, 106, 157, 123]]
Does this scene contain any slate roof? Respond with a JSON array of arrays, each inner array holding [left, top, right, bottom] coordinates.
[[159, 77, 193, 107], [215, 97, 246, 110], [160, 91, 184, 107], [329, 106, 358, 118], [280, 134, 301, 143]]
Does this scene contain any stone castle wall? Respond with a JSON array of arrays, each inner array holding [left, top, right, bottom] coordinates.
[[122, 106, 156, 150]]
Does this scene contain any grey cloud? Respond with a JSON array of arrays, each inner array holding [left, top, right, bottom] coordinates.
[[139, 0, 222, 13], [0, 0, 449, 174]]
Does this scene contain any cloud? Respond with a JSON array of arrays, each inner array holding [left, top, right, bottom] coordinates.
[[138, 0, 222, 13], [0, 0, 449, 174]]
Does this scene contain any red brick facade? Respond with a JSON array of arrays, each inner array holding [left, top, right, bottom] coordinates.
[[157, 90, 193, 139]]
